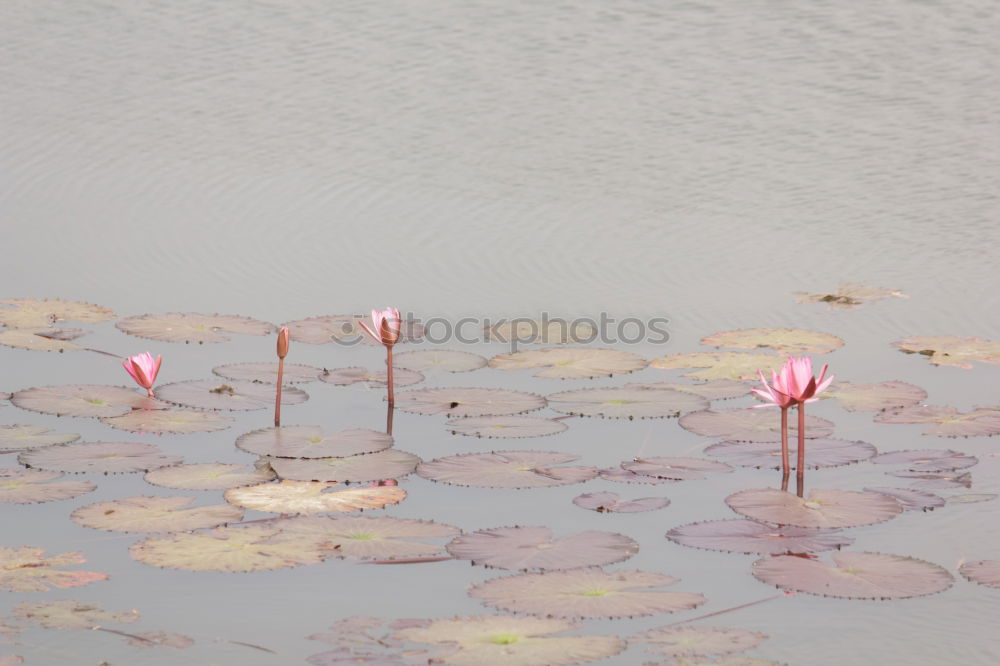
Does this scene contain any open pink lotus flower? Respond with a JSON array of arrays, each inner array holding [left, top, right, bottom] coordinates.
[[122, 352, 162, 397], [359, 307, 401, 347], [753, 357, 833, 407]]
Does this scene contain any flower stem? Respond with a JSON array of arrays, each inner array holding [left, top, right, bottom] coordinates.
[[780, 406, 790, 492], [274, 357, 284, 427], [796, 402, 806, 497], [386, 345, 395, 407]]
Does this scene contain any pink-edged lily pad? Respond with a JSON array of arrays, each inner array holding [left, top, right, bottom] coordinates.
[[213, 362, 323, 384], [894, 336, 1000, 369], [726, 488, 901, 529], [959, 560, 1000, 588], [665, 519, 853, 555], [319, 367, 424, 387], [622, 457, 733, 481], [0, 298, 115, 328], [0, 468, 96, 504], [794, 283, 907, 309], [701, 328, 843, 355], [393, 350, 488, 373], [417, 451, 597, 489], [0, 547, 107, 592], [599, 467, 679, 486], [269, 449, 421, 483], [71, 496, 243, 533], [632, 625, 768, 658], [489, 347, 647, 379], [283, 315, 424, 346], [704, 439, 877, 470], [0, 425, 80, 452], [14, 599, 138, 629], [11, 384, 166, 418], [144, 462, 276, 490], [888, 470, 972, 489], [874, 405, 1000, 437], [446, 416, 568, 439], [19, 442, 182, 474], [395, 387, 546, 417], [870, 449, 978, 472], [822, 381, 926, 412], [100, 408, 234, 434], [752, 551, 954, 599], [863, 487, 946, 512], [547, 387, 708, 420], [573, 492, 670, 513], [236, 426, 392, 459], [224, 481, 406, 515], [446, 526, 638, 571], [276, 515, 460, 561], [680, 409, 834, 442], [154, 379, 308, 411], [626, 380, 752, 401], [117, 312, 275, 343], [651, 352, 786, 381], [469, 568, 705, 619]]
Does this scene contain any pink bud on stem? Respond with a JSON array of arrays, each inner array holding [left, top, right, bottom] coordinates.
[[275, 326, 289, 427]]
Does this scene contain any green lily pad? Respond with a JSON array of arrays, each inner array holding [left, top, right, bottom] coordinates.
[[822, 381, 926, 412], [489, 347, 647, 379], [0, 425, 80, 452], [679, 409, 834, 442], [19, 442, 182, 474], [0, 328, 87, 352], [70, 496, 244, 533], [224, 481, 406, 515], [11, 384, 166, 418], [0, 547, 107, 592], [874, 405, 1000, 437], [393, 350, 488, 373], [154, 380, 308, 411], [117, 312, 275, 343], [0, 469, 96, 504], [276, 515, 460, 560], [894, 336, 1000, 368], [0, 298, 115, 328], [701, 328, 843, 355], [632, 626, 768, 658], [144, 462, 276, 490], [794, 284, 907, 308], [651, 352, 786, 381], [446, 526, 637, 571], [100, 408, 234, 434], [268, 449, 421, 483]]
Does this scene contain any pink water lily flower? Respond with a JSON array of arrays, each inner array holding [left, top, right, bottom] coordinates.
[[784, 356, 834, 403], [359, 307, 401, 346], [752, 367, 796, 409], [122, 352, 162, 397]]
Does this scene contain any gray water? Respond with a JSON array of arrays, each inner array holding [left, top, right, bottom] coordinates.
[[2, 1, 999, 664]]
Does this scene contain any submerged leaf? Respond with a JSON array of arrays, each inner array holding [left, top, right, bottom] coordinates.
[[446, 416, 568, 439], [417, 451, 597, 489], [704, 439, 877, 470], [489, 348, 647, 379], [0, 425, 80, 452], [446, 526, 637, 571], [0, 547, 107, 592], [822, 381, 926, 412], [71, 496, 243, 533], [213, 362, 323, 384], [225, 481, 406, 515], [154, 379, 308, 411], [393, 350, 488, 373], [894, 336, 1000, 369], [269, 449, 421, 483], [0, 468, 96, 504], [100, 408, 234, 434], [680, 409, 834, 442], [117, 312, 275, 343], [632, 625, 768, 658], [666, 519, 853, 555], [144, 463, 276, 490], [547, 387, 708, 419], [19, 442, 182, 475], [651, 352, 786, 381], [726, 488, 901, 529], [0, 298, 115, 328], [573, 492, 670, 513], [236, 426, 392, 458], [395, 388, 546, 417], [14, 600, 138, 629], [11, 384, 166, 418], [700, 328, 843, 355]]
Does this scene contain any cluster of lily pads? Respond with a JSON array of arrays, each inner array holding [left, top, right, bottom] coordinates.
[[1, 297, 999, 665]]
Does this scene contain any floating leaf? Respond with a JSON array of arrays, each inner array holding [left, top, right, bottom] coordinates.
[[0, 468, 96, 504], [874, 405, 1000, 437], [632, 625, 768, 658], [393, 350, 488, 373], [100, 408, 234, 434], [395, 388, 546, 417], [11, 384, 165, 418], [573, 492, 670, 513], [14, 599, 138, 629], [822, 381, 926, 412], [0, 298, 115, 328], [870, 449, 978, 472], [945, 493, 996, 504], [417, 451, 597, 489], [144, 463, 276, 490], [319, 367, 424, 387], [0, 328, 86, 352], [599, 467, 678, 485], [489, 348, 647, 379], [645, 654, 786, 665], [306, 650, 407, 665], [446, 526, 637, 571], [622, 457, 733, 481], [391, 615, 624, 666], [704, 439, 877, 470], [470, 568, 705, 619], [726, 488, 902, 529], [547, 387, 708, 420], [117, 312, 275, 343], [0, 547, 107, 592], [19, 442, 182, 474], [486, 320, 598, 345], [0, 425, 80, 452], [446, 417, 568, 439], [701, 328, 843, 355], [889, 470, 972, 489], [665, 519, 853, 555], [213, 362, 323, 384], [237, 426, 392, 459], [225, 481, 406, 514], [71, 496, 243, 533], [959, 560, 1000, 588], [863, 487, 945, 512], [130, 524, 328, 571], [269, 449, 421, 483], [680, 409, 834, 442], [794, 283, 906, 308], [894, 336, 1000, 369], [154, 379, 308, 411], [626, 381, 752, 401], [126, 631, 194, 649], [651, 352, 786, 381], [277, 515, 460, 560], [752, 551, 954, 599]]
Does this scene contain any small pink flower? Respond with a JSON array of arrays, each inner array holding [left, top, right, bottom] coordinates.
[[753, 357, 833, 407], [123, 352, 162, 396], [358, 307, 401, 346]]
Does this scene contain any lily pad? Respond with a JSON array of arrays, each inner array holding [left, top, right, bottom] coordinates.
[[945, 493, 997, 504], [486, 320, 599, 345], [894, 336, 1000, 369], [213, 362, 323, 384], [489, 348, 647, 379], [862, 487, 945, 512], [238, 426, 393, 459], [126, 632, 195, 649], [100, 408, 234, 434], [622, 457, 733, 481], [701, 328, 843, 355], [679, 409, 834, 442], [752, 551, 954, 599], [573, 492, 670, 514], [651, 352, 786, 381], [390, 615, 624, 666], [395, 388, 546, 417], [889, 471, 972, 489], [224, 481, 406, 515], [822, 381, 926, 412], [794, 284, 906, 308], [632, 626, 768, 658], [469, 568, 705, 619], [726, 488, 902, 529], [70, 496, 243, 533], [11, 384, 166, 418], [446, 417, 568, 439], [704, 439, 877, 470], [0, 328, 86, 352], [284, 315, 424, 346], [599, 467, 678, 486], [417, 451, 597, 489], [959, 560, 1000, 588], [870, 449, 978, 472], [874, 405, 1000, 437], [0, 469, 96, 504], [117, 312, 275, 343], [319, 367, 425, 387], [144, 463, 276, 490], [19, 442, 182, 474], [154, 379, 308, 411], [276, 515, 460, 560], [269, 449, 421, 483], [666, 519, 853, 555], [547, 387, 708, 419], [393, 350, 488, 373], [0, 425, 80, 452], [0, 547, 107, 592], [446, 526, 638, 571], [13, 600, 138, 629], [0, 298, 115, 328], [627, 381, 752, 401]]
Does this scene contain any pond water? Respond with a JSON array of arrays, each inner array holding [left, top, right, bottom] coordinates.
[[2, 1, 999, 665]]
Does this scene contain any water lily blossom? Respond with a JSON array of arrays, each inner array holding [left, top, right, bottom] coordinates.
[[753, 366, 796, 489], [359, 307, 402, 407], [122, 352, 162, 397]]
